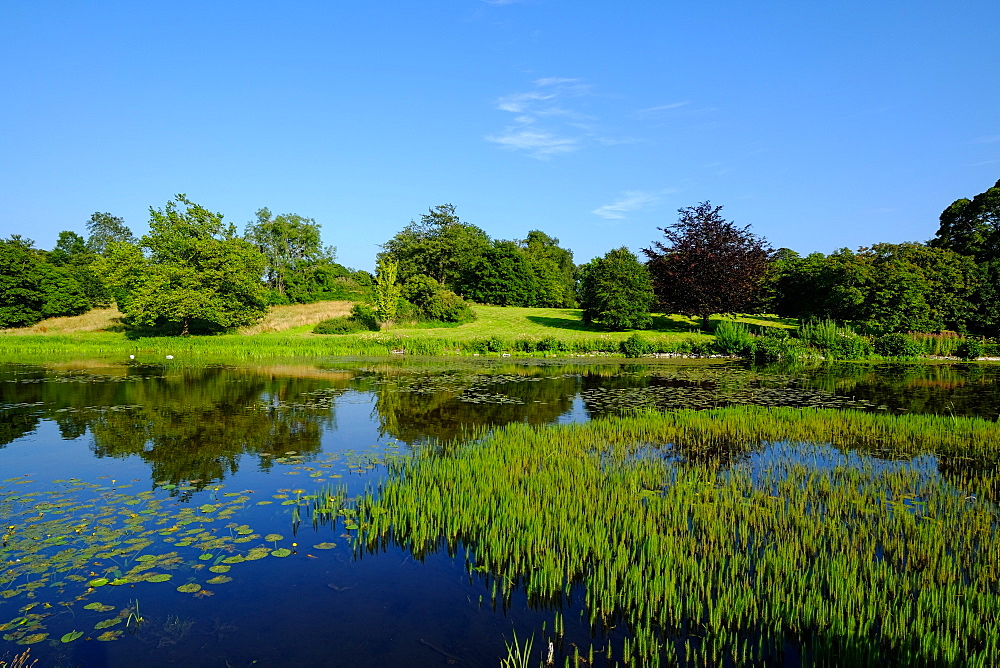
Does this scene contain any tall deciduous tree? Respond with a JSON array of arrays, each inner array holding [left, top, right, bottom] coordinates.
[[0, 236, 89, 328], [85, 212, 134, 256], [379, 204, 491, 292], [930, 178, 1000, 262], [578, 247, 654, 330], [99, 195, 268, 335], [245, 208, 336, 302], [462, 240, 539, 306], [643, 202, 773, 329], [523, 230, 577, 307]]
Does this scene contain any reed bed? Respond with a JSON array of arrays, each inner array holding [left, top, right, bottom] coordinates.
[[354, 407, 1000, 666]]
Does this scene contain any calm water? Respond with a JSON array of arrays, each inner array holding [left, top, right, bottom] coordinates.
[[1, 358, 997, 666]]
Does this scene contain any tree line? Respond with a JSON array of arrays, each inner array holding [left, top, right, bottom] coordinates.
[[2, 179, 999, 338]]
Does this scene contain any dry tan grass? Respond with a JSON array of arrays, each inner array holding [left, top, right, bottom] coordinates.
[[0, 308, 124, 334], [237, 300, 355, 334]]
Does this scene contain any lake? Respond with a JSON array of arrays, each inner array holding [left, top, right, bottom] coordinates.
[[1, 357, 998, 666]]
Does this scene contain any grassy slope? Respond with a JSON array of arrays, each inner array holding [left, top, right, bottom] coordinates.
[[0, 301, 794, 359]]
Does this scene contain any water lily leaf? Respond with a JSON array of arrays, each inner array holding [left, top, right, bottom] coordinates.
[[176, 583, 201, 593], [206, 576, 232, 585], [208, 565, 230, 573], [61, 630, 84, 643], [270, 548, 291, 558], [198, 554, 213, 561], [95, 617, 122, 629], [17, 632, 47, 644], [146, 574, 172, 583], [245, 548, 269, 561], [83, 603, 114, 612], [88, 578, 109, 587], [313, 542, 336, 549], [96, 629, 122, 641], [264, 534, 283, 542], [221, 555, 245, 564]]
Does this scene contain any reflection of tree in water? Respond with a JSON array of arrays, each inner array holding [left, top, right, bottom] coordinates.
[[370, 369, 582, 442], [0, 364, 351, 488]]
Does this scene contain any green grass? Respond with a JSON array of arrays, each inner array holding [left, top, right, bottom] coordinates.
[[356, 406, 1000, 666]]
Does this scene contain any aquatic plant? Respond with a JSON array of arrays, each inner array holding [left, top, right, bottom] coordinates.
[[355, 407, 1000, 665]]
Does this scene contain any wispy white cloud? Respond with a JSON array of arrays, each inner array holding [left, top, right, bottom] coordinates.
[[591, 191, 659, 220], [636, 101, 690, 114], [484, 129, 578, 157], [486, 77, 597, 158]]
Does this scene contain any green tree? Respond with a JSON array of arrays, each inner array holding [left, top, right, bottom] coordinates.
[[930, 178, 1000, 261], [245, 208, 337, 302], [644, 202, 773, 329], [85, 212, 135, 256], [0, 236, 89, 328], [523, 230, 577, 307], [401, 274, 474, 323], [463, 240, 539, 306], [578, 247, 654, 330], [373, 257, 402, 323], [99, 195, 268, 336], [379, 204, 491, 292], [47, 231, 111, 307]]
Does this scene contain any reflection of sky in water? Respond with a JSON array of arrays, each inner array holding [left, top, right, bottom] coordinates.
[[744, 441, 940, 481], [555, 395, 589, 424]]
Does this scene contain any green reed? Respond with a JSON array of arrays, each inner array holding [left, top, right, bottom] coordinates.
[[353, 407, 1000, 666]]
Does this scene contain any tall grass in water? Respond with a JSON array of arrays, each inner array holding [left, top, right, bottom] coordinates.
[[355, 407, 1000, 666]]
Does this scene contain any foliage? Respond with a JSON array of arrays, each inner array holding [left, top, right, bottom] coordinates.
[[379, 204, 491, 291], [930, 178, 1000, 262], [47, 231, 111, 307], [712, 320, 755, 355], [373, 257, 402, 323], [463, 240, 539, 306], [873, 333, 924, 359], [346, 303, 379, 331], [578, 247, 654, 330], [0, 236, 89, 329], [312, 316, 366, 335], [246, 208, 345, 303], [99, 195, 268, 336], [522, 230, 577, 308], [644, 202, 773, 328], [401, 275, 474, 323], [956, 339, 984, 361], [85, 212, 134, 256], [619, 333, 652, 358], [768, 244, 980, 335]]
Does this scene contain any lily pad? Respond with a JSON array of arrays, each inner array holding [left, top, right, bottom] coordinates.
[[176, 583, 201, 593], [88, 578, 109, 587], [97, 629, 123, 641], [95, 617, 122, 630], [61, 630, 84, 643], [264, 533, 283, 542], [270, 548, 291, 558], [83, 602, 115, 612], [206, 576, 232, 585], [146, 573, 172, 583], [313, 542, 337, 549], [208, 565, 231, 573]]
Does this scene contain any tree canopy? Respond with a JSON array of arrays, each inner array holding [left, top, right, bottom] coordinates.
[[578, 247, 654, 330], [930, 178, 1000, 262], [100, 195, 268, 335], [0, 236, 89, 328], [643, 202, 773, 328]]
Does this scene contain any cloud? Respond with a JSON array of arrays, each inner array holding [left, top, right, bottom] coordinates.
[[486, 78, 597, 158], [592, 191, 659, 220], [485, 129, 578, 157], [636, 101, 690, 114]]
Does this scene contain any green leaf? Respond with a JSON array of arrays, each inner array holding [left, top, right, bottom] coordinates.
[[61, 630, 84, 643]]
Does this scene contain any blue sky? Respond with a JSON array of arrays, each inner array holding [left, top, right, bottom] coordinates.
[[2, 1, 998, 272]]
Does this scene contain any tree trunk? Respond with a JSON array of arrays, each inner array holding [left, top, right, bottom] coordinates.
[[181, 317, 190, 337], [701, 312, 712, 332]]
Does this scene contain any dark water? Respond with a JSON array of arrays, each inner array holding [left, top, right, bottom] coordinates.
[[1, 358, 997, 666]]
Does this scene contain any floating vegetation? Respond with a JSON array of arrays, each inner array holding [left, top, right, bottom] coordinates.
[[0, 477, 346, 645], [355, 407, 1000, 666]]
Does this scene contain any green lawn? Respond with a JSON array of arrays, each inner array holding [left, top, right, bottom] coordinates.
[[0, 303, 795, 360]]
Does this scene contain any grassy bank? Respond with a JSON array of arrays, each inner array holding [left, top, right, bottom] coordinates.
[[357, 406, 1000, 666], [0, 303, 743, 360]]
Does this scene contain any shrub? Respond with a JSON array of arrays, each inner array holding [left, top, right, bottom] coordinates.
[[401, 274, 475, 324], [797, 319, 841, 350], [713, 320, 755, 355], [313, 316, 365, 335], [830, 332, 873, 360], [873, 333, 924, 359], [956, 339, 984, 361], [620, 333, 653, 358], [536, 336, 566, 352], [349, 304, 380, 331]]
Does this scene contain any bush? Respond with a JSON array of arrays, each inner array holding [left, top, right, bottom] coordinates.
[[797, 319, 841, 350], [873, 333, 924, 359], [537, 336, 567, 352], [313, 316, 365, 335], [349, 304, 381, 331], [401, 274, 475, 324], [956, 339, 984, 361], [620, 333, 653, 358], [830, 332, 873, 360], [713, 320, 755, 355]]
